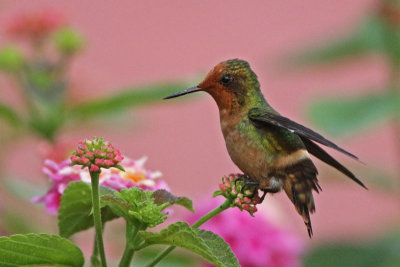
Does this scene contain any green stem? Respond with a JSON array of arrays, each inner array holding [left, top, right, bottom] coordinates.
[[191, 199, 231, 228], [90, 171, 107, 267], [54, 53, 72, 79], [145, 246, 175, 267], [119, 222, 140, 267], [145, 199, 232, 267], [90, 235, 100, 267]]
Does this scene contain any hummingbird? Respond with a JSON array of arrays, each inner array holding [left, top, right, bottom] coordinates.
[[164, 59, 366, 237]]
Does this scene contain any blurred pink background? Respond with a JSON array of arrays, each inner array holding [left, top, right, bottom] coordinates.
[[0, 0, 399, 247]]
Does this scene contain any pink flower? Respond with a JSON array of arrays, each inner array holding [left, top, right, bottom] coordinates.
[[33, 156, 167, 215], [6, 9, 66, 41], [188, 198, 305, 267], [81, 156, 167, 191], [31, 160, 80, 215]]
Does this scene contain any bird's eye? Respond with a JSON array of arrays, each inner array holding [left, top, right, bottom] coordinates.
[[220, 75, 233, 85]]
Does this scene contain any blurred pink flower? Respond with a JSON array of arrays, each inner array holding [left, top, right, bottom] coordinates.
[[33, 156, 167, 215], [6, 9, 65, 41], [37, 140, 74, 163], [188, 197, 305, 267]]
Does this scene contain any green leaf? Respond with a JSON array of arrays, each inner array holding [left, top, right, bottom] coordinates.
[[287, 16, 384, 66], [304, 230, 400, 267], [152, 189, 194, 212], [134, 246, 198, 267], [0, 233, 84, 267], [212, 191, 223, 197], [307, 92, 400, 137], [58, 181, 118, 238], [138, 222, 240, 267], [100, 194, 130, 219], [68, 82, 190, 120], [0, 102, 22, 128], [104, 187, 168, 228]]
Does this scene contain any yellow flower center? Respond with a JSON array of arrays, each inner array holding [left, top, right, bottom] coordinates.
[[121, 171, 146, 183]]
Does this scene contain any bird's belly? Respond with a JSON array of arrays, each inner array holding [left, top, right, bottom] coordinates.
[[224, 125, 276, 187]]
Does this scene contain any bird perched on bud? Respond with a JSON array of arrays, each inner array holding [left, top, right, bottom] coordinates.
[[164, 59, 366, 237]]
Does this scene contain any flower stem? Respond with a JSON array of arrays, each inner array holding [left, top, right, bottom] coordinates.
[[145, 246, 175, 267], [119, 222, 139, 267], [90, 235, 101, 267], [90, 171, 107, 267], [145, 199, 232, 267], [192, 199, 232, 228]]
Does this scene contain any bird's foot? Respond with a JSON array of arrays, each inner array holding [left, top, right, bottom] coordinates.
[[235, 174, 259, 194], [258, 188, 279, 203], [259, 190, 268, 203]]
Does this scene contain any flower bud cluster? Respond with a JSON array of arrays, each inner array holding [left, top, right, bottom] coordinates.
[[0, 46, 24, 72], [218, 173, 260, 215], [54, 28, 84, 55], [6, 10, 65, 41], [70, 137, 124, 172]]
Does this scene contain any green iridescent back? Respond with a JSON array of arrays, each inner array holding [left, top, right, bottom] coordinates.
[[222, 59, 305, 154]]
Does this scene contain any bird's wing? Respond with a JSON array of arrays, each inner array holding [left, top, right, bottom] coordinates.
[[300, 137, 366, 189], [248, 107, 358, 160]]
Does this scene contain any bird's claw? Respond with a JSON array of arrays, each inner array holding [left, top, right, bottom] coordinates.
[[259, 190, 268, 203], [235, 174, 259, 194]]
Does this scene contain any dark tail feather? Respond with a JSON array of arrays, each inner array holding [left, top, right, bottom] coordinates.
[[283, 178, 315, 238], [301, 137, 367, 189], [282, 159, 319, 238]]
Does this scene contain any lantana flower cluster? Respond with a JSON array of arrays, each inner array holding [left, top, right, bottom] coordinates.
[[70, 138, 124, 172], [33, 156, 167, 215], [218, 173, 260, 215]]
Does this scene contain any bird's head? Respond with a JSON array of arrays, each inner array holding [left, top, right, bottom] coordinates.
[[164, 59, 262, 111]]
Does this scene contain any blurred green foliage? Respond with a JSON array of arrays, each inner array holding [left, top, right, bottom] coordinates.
[[308, 92, 400, 137], [304, 230, 400, 267], [289, 1, 400, 138], [288, 1, 400, 177], [289, 2, 400, 266], [68, 82, 187, 120], [0, 12, 189, 142]]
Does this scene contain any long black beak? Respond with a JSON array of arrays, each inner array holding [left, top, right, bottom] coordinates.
[[163, 86, 202, 99]]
